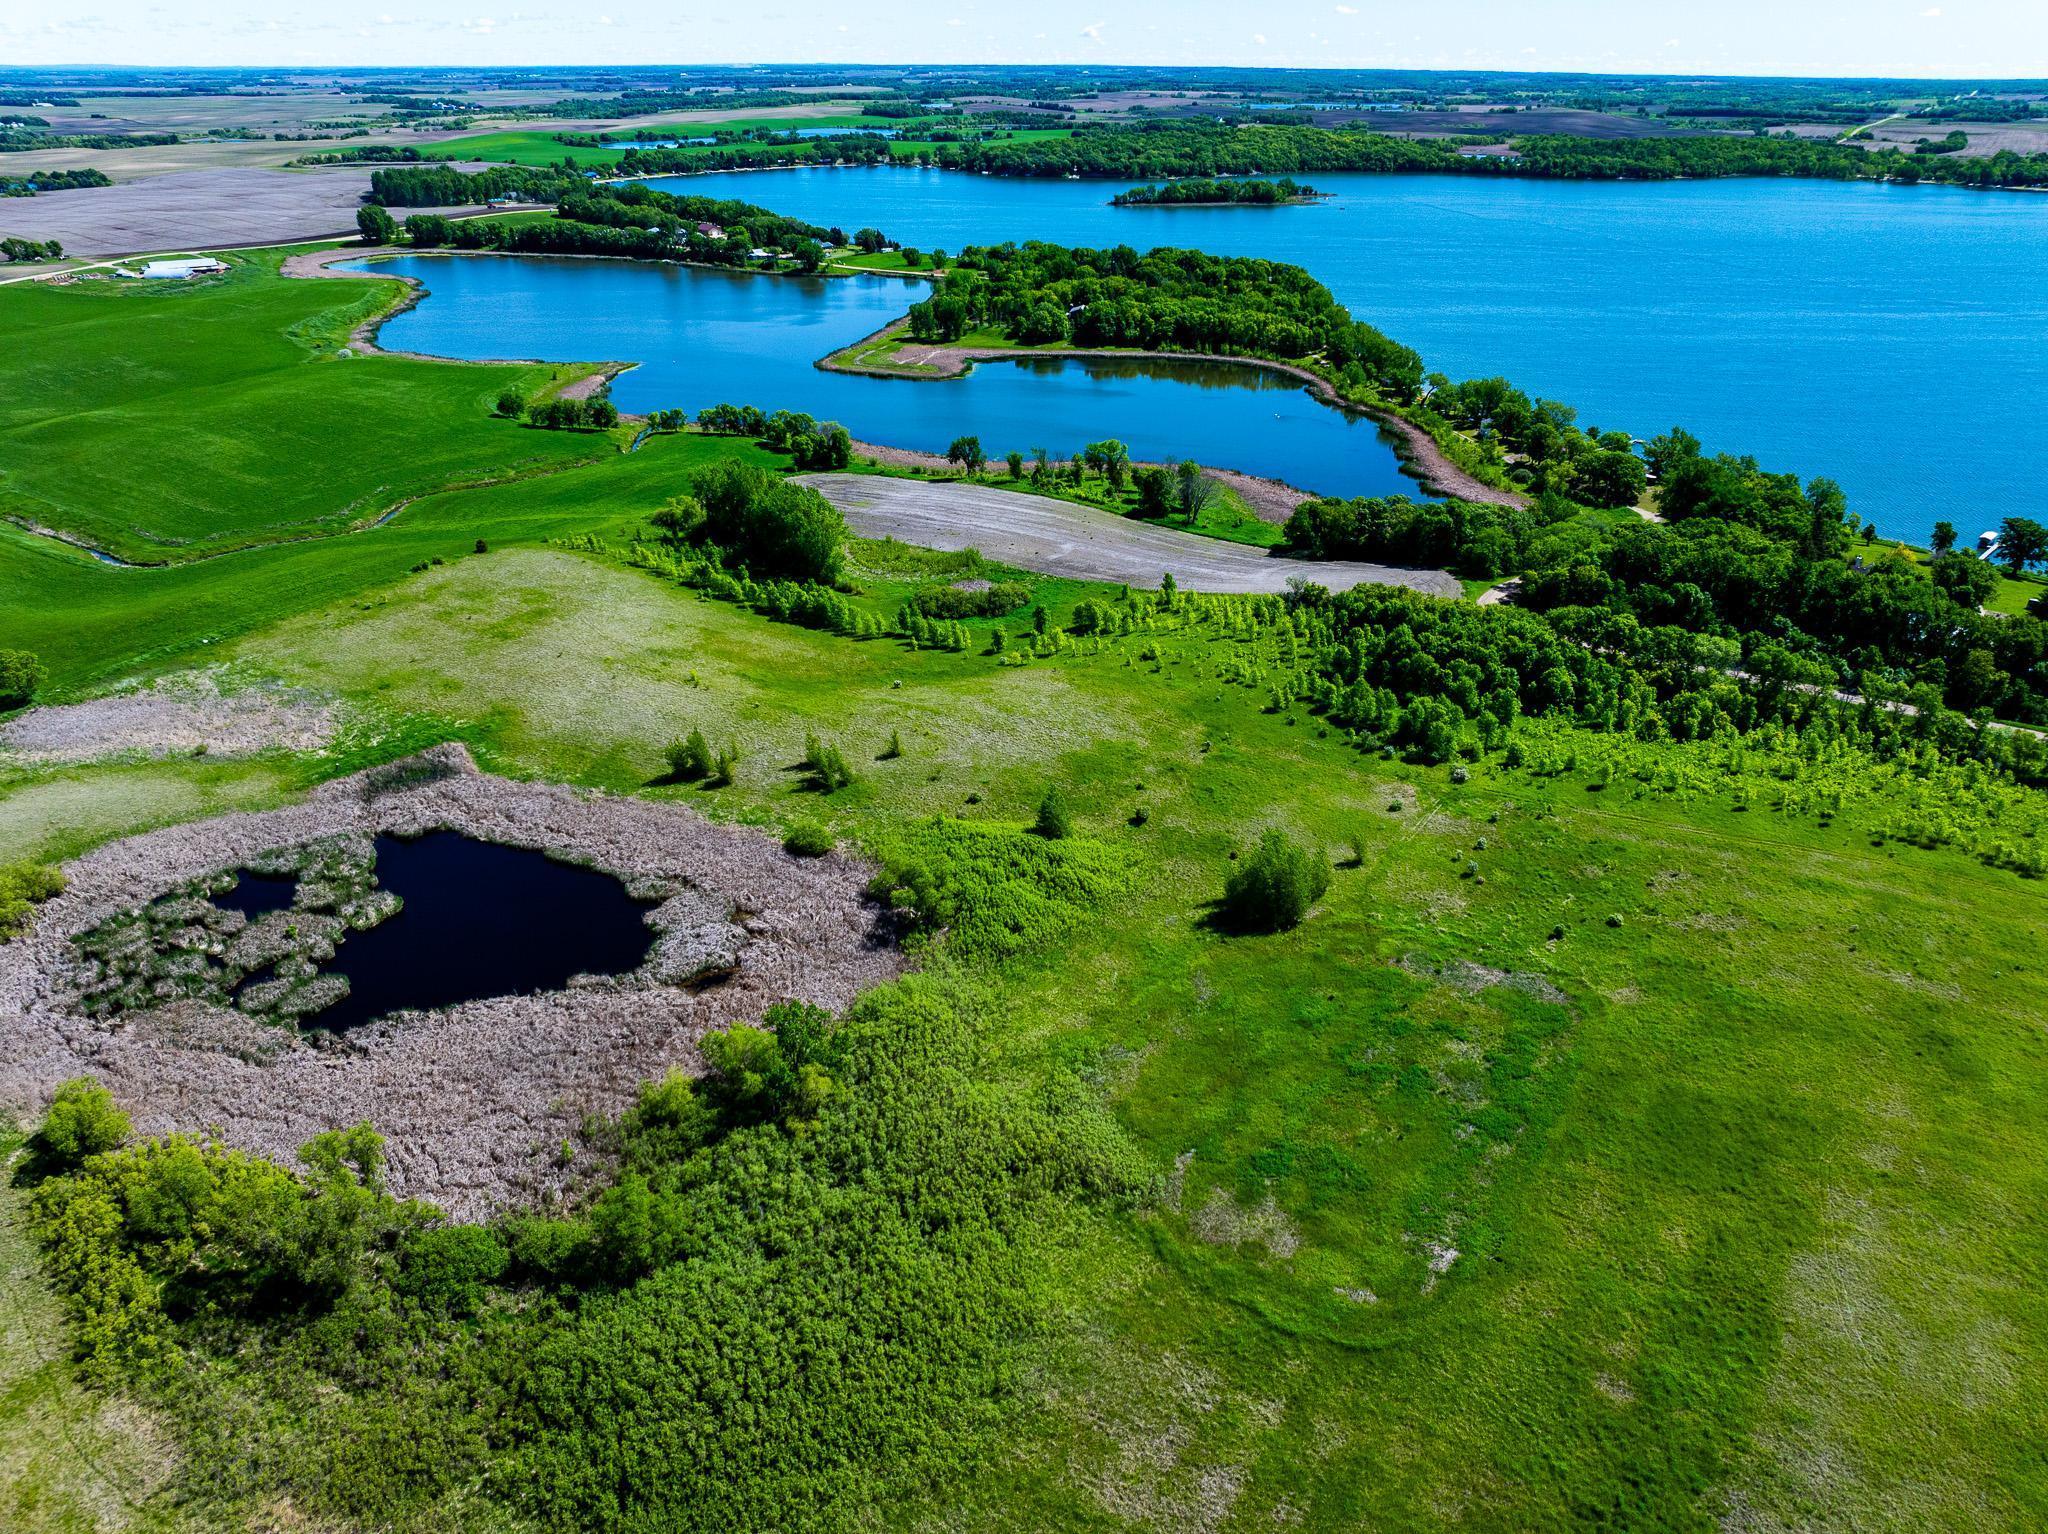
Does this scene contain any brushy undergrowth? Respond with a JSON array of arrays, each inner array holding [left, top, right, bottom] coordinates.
[[867, 816, 1133, 963], [24, 976, 1146, 1532]]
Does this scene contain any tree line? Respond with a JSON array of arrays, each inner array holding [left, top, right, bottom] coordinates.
[[1, 167, 110, 197], [864, 120, 2048, 191]]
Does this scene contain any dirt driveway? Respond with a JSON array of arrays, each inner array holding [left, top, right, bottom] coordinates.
[[797, 473, 1459, 597]]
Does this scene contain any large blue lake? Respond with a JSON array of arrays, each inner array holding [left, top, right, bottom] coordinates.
[[654, 168, 2048, 548], [362, 254, 1431, 500], [367, 170, 2048, 544]]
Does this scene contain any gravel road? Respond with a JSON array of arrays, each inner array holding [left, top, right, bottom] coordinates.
[[797, 473, 1460, 597]]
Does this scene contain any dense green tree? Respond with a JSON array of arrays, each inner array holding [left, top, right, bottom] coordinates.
[[1999, 517, 2048, 576], [1220, 829, 1330, 933], [0, 648, 43, 709], [1033, 785, 1073, 839], [35, 1078, 130, 1170], [947, 435, 987, 475], [354, 203, 397, 245], [690, 461, 847, 583]]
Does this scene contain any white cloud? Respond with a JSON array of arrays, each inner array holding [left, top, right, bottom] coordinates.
[[1334, 4, 1358, 12], [1252, 32, 1266, 43], [946, 14, 962, 23], [1079, 20, 1104, 39], [1921, 4, 1942, 12]]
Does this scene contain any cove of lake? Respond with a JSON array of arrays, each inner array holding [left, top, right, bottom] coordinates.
[[358, 254, 1432, 502], [646, 167, 2048, 551]]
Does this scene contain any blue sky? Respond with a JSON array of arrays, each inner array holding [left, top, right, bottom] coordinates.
[[7, 1, 2045, 77]]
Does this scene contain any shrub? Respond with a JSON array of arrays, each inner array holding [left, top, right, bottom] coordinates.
[[802, 733, 855, 792], [879, 730, 903, 761], [1220, 829, 1330, 933], [710, 742, 741, 787], [1033, 785, 1072, 839], [35, 1078, 130, 1169], [664, 728, 714, 781], [494, 389, 524, 418], [784, 821, 835, 857], [0, 859, 63, 938], [0, 648, 44, 710], [870, 819, 1131, 962], [908, 581, 1029, 619], [394, 1225, 508, 1316]]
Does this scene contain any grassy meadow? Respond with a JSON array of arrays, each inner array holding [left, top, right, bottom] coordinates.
[[1, 234, 2045, 1533]]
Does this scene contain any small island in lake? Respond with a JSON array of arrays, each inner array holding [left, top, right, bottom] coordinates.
[[1109, 176, 1328, 208]]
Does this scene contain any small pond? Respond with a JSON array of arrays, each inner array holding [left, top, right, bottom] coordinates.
[[312, 831, 657, 1032], [215, 871, 298, 919]]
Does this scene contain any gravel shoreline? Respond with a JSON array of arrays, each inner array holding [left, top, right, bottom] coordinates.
[[0, 746, 905, 1218]]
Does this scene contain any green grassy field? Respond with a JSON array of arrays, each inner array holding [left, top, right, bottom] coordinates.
[[1990, 569, 2047, 616], [0, 249, 613, 565], [7, 530, 2046, 1530], [2, 235, 2046, 1533]]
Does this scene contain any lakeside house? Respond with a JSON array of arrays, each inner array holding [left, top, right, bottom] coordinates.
[[696, 221, 725, 238]]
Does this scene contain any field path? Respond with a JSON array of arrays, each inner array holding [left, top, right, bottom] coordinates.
[[797, 473, 1459, 596]]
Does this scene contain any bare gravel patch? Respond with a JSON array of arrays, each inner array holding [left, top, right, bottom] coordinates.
[[0, 745, 904, 1218], [1403, 955, 1570, 1007], [797, 473, 1459, 597], [0, 673, 336, 765]]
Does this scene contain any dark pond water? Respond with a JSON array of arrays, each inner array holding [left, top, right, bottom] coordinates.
[[360, 254, 1432, 500], [215, 872, 297, 919], [652, 167, 2048, 549], [311, 831, 656, 1032]]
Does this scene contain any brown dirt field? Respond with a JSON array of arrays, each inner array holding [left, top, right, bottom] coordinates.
[[0, 168, 477, 259], [0, 745, 905, 1219]]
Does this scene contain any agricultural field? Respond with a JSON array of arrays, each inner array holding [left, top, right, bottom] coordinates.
[[0, 251, 615, 564], [2, 136, 2046, 1534]]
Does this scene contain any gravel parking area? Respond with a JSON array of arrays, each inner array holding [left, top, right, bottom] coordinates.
[[798, 473, 1460, 597], [0, 745, 905, 1218]]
